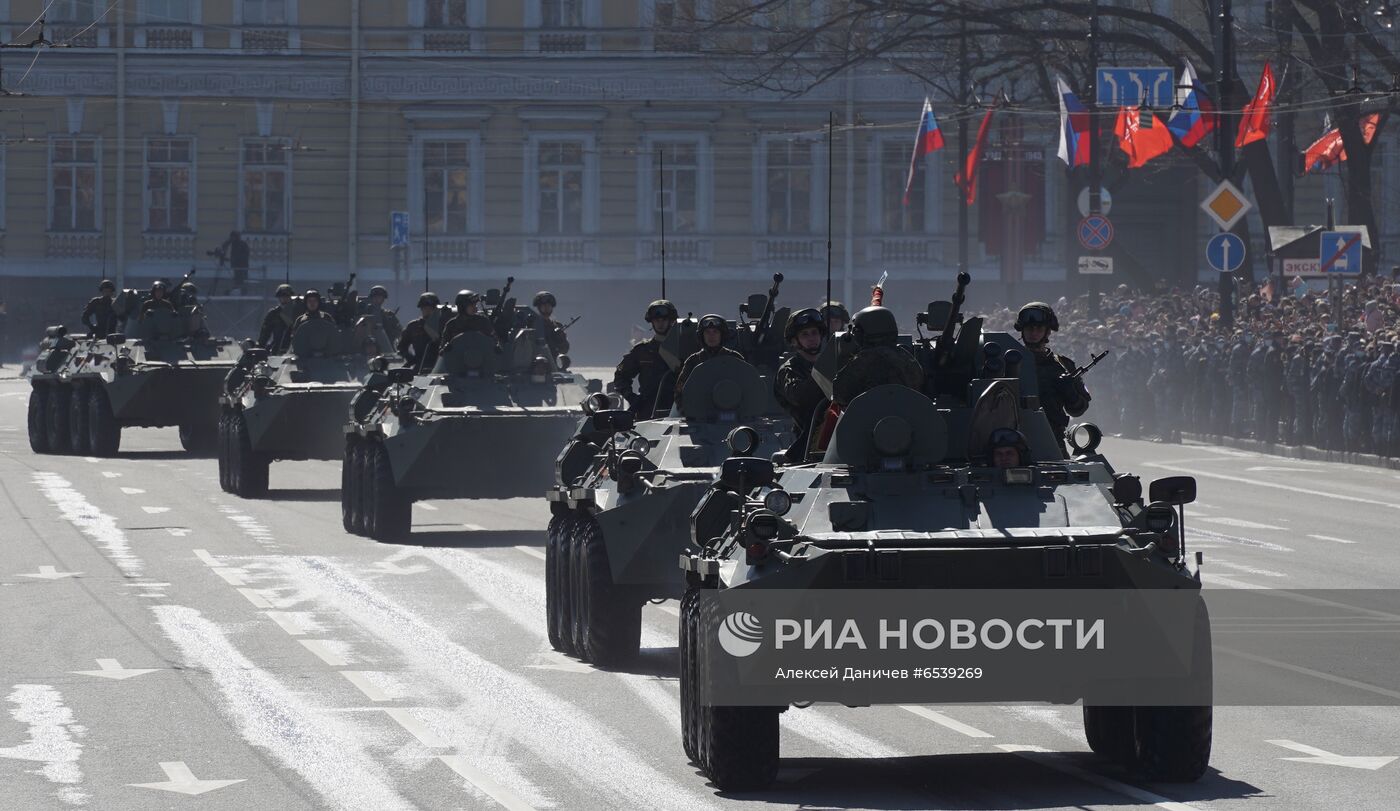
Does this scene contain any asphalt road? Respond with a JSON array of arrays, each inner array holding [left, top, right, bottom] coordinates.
[[1, 372, 1397, 810]]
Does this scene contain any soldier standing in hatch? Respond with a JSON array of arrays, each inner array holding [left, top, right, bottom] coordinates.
[[258, 284, 300, 353], [830, 306, 924, 407], [290, 289, 335, 335], [529, 291, 570, 358], [139, 280, 177, 319], [821, 301, 850, 336], [398, 292, 444, 372], [359, 285, 403, 343], [1015, 302, 1089, 455], [774, 308, 828, 462], [674, 314, 745, 402], [614, 300, 678, 419], [439, 289, 496, 347], [82, 280, 121, 337]]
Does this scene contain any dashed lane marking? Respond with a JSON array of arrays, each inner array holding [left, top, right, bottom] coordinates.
[[211, 568, 251, 586], [236, 588, 273, 608], [119, 487, 146, 495], [193, 549, 219, 567], [1308, 534, 1359, 545], [299, 640, 352, 667], [264, 611, 317, 636], [1209, 559, 1288, 578], [1220, 648, 1400, 701], [1200, 573, 1264, 590], [901, 705, 994, 738], [438, 755, 540, 811], [463, 523, 486, 531], [1195, 516, 1284, 531], [1145, 462, 1400, 512], [141, 506, 170, 515], [995, 745, 1198, 810], [341, 672, 391, 702], [383, 708, 449, 747], [101, 472, 120, 478]]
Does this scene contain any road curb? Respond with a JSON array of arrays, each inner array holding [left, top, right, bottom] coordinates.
[[1180, 432, 1400, 471]]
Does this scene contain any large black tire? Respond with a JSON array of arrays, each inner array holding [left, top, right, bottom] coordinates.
[[545, 513, 574, 654], [568, 520, 589, 656], [1083, 706, 1137, 766], [694, 594, 780, 790], [229, 413, 269, 497], [350, 441, 369, 536], [366, 442, 411, 541], [47, 383, 72, 454], [68, 383, 91, 455], [341, 437, 359, 533], [1132, 705, 1213, 781], [679, 588, 702, 764], [575, 518, 642, 666], [217, 412, 234, 493], [27, 384, 50, 454], [179, 419, 219, 455], [87, 386, 121, 457]]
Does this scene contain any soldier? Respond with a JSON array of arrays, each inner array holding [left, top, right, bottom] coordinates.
[[1014, 302, 1089, 454], [1340, 336, 1371, 452], [821, 301, 850, 335], [439, 289, 496, 350], [987, 428, 1029, 469], [290, 289, 335, 334], [529, 291, 570, 357], [398, 292, 444, 371], [614, 299, 678, 418], [358, 285, 403, 342], [1312, 336, 1343, 450], [673, 314, 746, 401], [81, 279, 121, 337], [258, 284, 300, 353], [139, 280, 177, 319], [1364, 341, 1397, 454], [1285, 338, 1313, 446], [831, 306, 924, 406], [1227, 331, 1252, 438], [774, 308, 828, 462], [1256, 332, 1285, 443]]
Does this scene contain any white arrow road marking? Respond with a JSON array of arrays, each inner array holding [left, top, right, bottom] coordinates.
[[299, 640, 352, 667], [18, 566, 82, 580], [128, 761, 245, 795], [384, 708, 449, 747], [438, 756, 539, 811], [1268, 740, 1397, 770], [901, 705, 994, 738], [1308, 534, 1359, 545], [0, 684, 88, 807], [119, 487, 146, 495], [996, 745, 1198, 810], [141, 506, 170, 515], [70, 659, 159, 680]]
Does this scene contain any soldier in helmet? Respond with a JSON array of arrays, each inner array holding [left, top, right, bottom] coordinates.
[[290, 289, 335, 334], [1015, 302, 1089, 454], [674, 314, 745, 401], [139, 280, 177, 319], [831, 306, 924, 406], [439, 289, 496, 347], [774, 308, 828, 461], [398, 292, 444, 371], [986, 427, 1029, 469], [81, 279, 121, 337], [614, 299, 678, 418], [529, 290, 570, 357], [177, 281, 200, 309], [258, 283, 300, 353], [821, 301, 850, 335], [359, 284, 403, 343]]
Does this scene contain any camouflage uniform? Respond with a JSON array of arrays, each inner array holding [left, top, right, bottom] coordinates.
[[774, 351, 825, 460], [832, 345, 925, 406], [1033, 349, 1090, 451]]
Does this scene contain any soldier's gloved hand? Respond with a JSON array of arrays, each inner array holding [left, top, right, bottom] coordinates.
[[1055, 374, 1089, 405]]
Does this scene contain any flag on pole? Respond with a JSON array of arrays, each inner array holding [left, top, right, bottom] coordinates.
[[955, 102, 997, 205], [1055, 76, 1092, 167], [1114, 106, 1174, 168], [1236, 62, 1277, 148], [1302, 113, 1382, 174], [903, 97, 946, 205], [1166, 59, 1216, 148]]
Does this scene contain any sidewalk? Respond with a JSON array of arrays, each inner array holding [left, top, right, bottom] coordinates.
[[1179, 431, 1400, 471]]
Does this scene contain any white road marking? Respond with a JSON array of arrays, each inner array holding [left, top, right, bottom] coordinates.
[[211, 567, 250, 586], [901, 705, 994, 738], [128, 761, 245, 796], [0, 684, 88, 807], [193, 549, 220, 567], [299, 640, 352, 667], [340, 672, 391, 702], [70, 659, 159, 681], [17, 566, 82, 580], [463, 523, 486, 531], [383, 708, 449, 746], [164, 528, 190, 537], [83, 457, 99, 464], [416, 503, 438, 511], [119, 487, 145, 495], [995, 744, 1198, 810], [100, 472, 120, 478], [654, 602, 680, 617], [1195, 516, 1284, 530], [1201, 572, 1265, 590], [1308, 534, 1359, 545], [33, 472, 143, 577], [236, 588, 272, 608], [140, 506, 170, 515], [1220, 647, 1400, 701], [153, 605, 413, 809], [1146, 462, 1400, 511], [264, 611, 318, 636], [372, 559, 428, 575], [1209, 559, 1289, 578], [1245, 465, 1324, 472], [514, 545, 547, 561], [438, 755, 540, 811], [1267, 739, 1397, 770], [1189, 527, 1292, 552], [217, 505, 277, 547], [526, 649, 595, 674]]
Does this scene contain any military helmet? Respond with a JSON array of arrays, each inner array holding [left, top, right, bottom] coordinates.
[[820, 300, 850, 323], [275, 283, 295, 298], [455, 289, 481, 308], [784, 307, 827, 341], [368, 285, 389, 299], [533, 290, 557, 308], [645, 299, 679, 322], [697, 313, 729, 339], [988, 427, 1028, 452], [151, 279, 168, 291], [1014, 301, 1059, 332], [180, 282, 198, 296], [98, 279, 116, 292], [850, 306, 899, 346], [304, 289, 322, 300], [417, 292, 440, 308]]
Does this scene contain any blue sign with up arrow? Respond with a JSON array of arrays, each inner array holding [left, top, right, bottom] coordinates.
[[1097, 67, 1174, 108], [1206, 232, 1246, 273]]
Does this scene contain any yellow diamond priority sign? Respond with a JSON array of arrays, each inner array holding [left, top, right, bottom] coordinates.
[[1201, 180, 1252, 231]]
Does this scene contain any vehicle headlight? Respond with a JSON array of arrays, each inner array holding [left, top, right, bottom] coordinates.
[[627, 436, 650, 454], [1144, 503, 1176, 533], [762, 488, 792, 516], [747, 510, 782, 540]]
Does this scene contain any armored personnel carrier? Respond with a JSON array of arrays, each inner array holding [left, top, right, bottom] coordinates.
[[343, 292, 594, 541], [677, 300, 1210, 790], [220, 315, 394, 497], [27, 298, 240, 456]]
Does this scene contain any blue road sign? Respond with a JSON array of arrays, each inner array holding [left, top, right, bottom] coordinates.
[[1206, 232, 1246, 273], [391, 211, 410, 248], [1097, 67, 1174, 108], [1077, 215, 1114, 251], [1320, 231, 1363, 275]]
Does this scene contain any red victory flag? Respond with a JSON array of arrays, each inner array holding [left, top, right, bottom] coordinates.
[[1236, 62, 1277, 148], [1302, 113, 1382, 174], [1114, 106, 1174, 168], [955, 102, 997, 205]]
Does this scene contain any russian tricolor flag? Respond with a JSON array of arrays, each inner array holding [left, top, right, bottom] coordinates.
[[1056, 77, 1091, 167], [903, 97, 945, 205], [1167, 59, 1215, 148]]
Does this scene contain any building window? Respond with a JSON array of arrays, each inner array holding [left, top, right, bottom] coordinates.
[[879, 138, 924, 234], [765, 138, 814, 234], [145, 138, 193, 232], [423, 140, 470, 235], [50, 137, 99, 232], [50, 0, 100, 22], [426, 0, 467, 26], [241, 139, 290, 233], [145, 0, 192, 23], [536, 140, 586, 235], [651, 142, 700, 234], [542, 0, 583, 27], [243, 0, 287, 25]]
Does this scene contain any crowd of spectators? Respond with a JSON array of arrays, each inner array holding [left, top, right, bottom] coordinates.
[[981, 270, 1400, 456]]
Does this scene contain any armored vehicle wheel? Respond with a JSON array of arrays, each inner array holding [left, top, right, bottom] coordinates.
[[46, 383, 73, 454], [87, 386, 121, 457], [575, 518, 642, 666], [68, 384, 92, 455], [567, 521, 589, 656], [349, 441, 370, 536], [1083, 706, 1136, 765], [365, 442, 411, 541], [217, 413, 233, 493], [229, 413, 270, 497], [552, 516, 579, 656], [180, 419, 219, 456], [545, 513, 576, 654], [341, 437, 360, 534], [27, 384, 50, 453], [693, 594, 780, 790], [1132, 705, 1212, 781], [679, 588, 701, 764]]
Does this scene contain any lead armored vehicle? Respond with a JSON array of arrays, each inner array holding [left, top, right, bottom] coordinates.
[[678, 299, 1210, 790], [27, 297, 240, 456], [343, 293, 594, 541], [220, 315, 395, 497]]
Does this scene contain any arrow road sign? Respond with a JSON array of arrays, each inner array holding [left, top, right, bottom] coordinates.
[[1077, 215, 1114, 251], [1207, 232, 1247, 273], [71, 659, 160, 680], [17, 566, 81, 580], [1320, 231, 1363, 275], [129, 761, 247, 795], [391, 211, 410, 248], [1097, 67, 1174, 107], [1268, 739, 1397, 770]]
